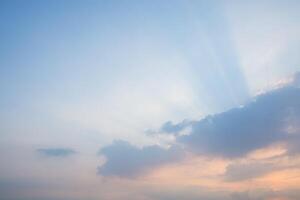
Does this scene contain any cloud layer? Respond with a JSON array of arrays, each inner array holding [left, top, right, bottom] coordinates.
[[98, 74, 300, 177]]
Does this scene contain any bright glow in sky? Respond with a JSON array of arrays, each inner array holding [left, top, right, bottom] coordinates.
[[1, 0, 300, 200]]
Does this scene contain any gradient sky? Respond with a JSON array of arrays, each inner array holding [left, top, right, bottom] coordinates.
[[1, 0, 300, 200]]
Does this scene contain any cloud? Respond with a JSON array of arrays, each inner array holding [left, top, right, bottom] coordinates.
[[223, 162, 275, 182], [292, 71, 300, 87], [178, 81, 300, 158], [99, 73, 300, 178], [98, 140, 184, 177], [231, 188, 300, 200], [160, 120, 190, 135], [36, 148, 76, 157], [146, 119, 191, 136]]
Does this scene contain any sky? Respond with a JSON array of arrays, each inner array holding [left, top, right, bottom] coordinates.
[[0, 0, 300, 199]]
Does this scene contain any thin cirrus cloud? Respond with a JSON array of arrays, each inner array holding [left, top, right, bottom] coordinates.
[[37, 148, 76, 157], [98, 72, 300, 177]]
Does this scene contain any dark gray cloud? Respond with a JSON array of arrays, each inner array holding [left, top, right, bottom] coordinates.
[[98, 140, 184, 178], [37, 148, 76, 157], [178, 84, 300, 158]]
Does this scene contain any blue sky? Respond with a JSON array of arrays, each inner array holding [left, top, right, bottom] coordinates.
[[1, 1, 300, 200]]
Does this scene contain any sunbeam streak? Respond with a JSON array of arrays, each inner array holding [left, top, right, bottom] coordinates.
[[0, 0, 300, 200]]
